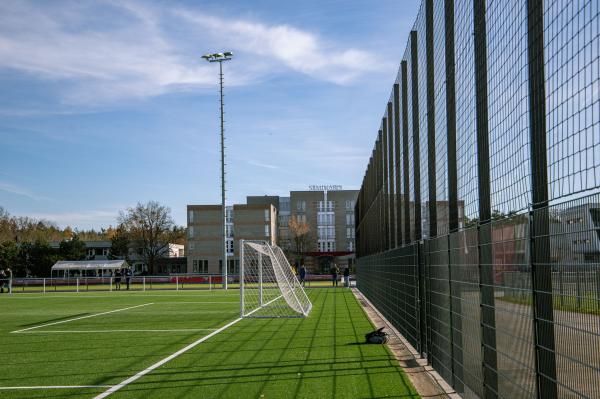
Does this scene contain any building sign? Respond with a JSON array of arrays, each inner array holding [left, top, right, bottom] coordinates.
[[309, 185, 342, 191]]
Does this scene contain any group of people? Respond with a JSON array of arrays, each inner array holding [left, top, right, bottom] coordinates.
[[330, 264, 351, 288], [0, 267, 12, 294], [113, 268, 133, 291], [295, 263, 351, 288]]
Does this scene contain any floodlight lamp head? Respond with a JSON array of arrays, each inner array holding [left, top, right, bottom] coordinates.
[[202, 54, 212, 60], [223, 51, 233, 57], [214, 52, 225, 58]]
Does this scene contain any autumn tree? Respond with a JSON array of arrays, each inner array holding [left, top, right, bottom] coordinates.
[[288, 216, 312, 255]]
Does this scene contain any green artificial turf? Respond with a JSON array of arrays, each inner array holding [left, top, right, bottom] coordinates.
[[0, 289, 418, 399]]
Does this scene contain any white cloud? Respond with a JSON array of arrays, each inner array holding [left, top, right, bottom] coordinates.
[[0, 0, 388, 105], [245, 160, 278, 170], [174, 9, 384, 85], [0, 180, 51, 201]]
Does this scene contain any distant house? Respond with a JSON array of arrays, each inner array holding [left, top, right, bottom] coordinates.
[[50, 241, 185, 275]]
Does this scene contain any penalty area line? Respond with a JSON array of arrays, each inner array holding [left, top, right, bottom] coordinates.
[[94, 295, 282, 399], [16, 328, 219, 334], [0, 385, 110, 390], [11, 303, 154, 334]]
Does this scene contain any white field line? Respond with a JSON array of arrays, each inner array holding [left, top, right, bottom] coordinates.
[[11, 303, 153, 334], [155, 301, 238, 304], [2, 294, 238, 299], [0, 385, 110, 390], [16, 328, 218, 334], [94, 295, 282, 399]]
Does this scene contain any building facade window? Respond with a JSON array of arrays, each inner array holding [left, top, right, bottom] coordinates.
[[318, 239, 336, 252], [317, 212, 334, 225], [346, 214, 355, 225], [296, 201, 306, 212], [188, 210, 194, 223], [188, 226, 194, 238], [317, 200, 335, 211], [264, 209, 270, 222], [228, 259, 239, 274], [193, 259, 208, 274], [264, 224, 270, 237]]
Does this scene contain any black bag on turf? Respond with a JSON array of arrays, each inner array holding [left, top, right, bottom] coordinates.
[[365, 327, 388, 344]]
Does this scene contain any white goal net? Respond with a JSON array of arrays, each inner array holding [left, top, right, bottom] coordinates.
[[240, 240, 312, 318]]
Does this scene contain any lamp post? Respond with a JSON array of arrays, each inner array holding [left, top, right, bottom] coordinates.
[[202, 51, 233, 290]]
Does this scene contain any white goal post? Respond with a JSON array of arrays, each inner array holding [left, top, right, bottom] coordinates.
[[240, 240, 312, 318]]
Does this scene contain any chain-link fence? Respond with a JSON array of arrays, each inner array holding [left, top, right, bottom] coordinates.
[[355, 0, 600, 398]]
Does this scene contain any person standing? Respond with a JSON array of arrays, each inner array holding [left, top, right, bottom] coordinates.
[[330, 263, 339, 287], [125, 268, 132, 290], [0, 269, 6, 294], [114, 269, 122, 291], [5, 267, 12, 294], [299, 264, 307, 287], [344, 266, 350, 288]]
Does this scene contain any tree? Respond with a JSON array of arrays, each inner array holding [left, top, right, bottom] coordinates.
[[20, 240, 58, 277], [59, 235, 86, 260], [118, 201, 175, 274], [170, 225, 187, 246], [110, 224, 130, 261], [288, 215, 312, 265], [0, 241, 21, 275]]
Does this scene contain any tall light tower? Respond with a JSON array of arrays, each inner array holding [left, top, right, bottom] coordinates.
[[202, 51, 233, 289]]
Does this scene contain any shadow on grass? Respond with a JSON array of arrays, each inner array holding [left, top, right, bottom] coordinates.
[[18, 313, 90, 327], [114, 289, 418, 398]]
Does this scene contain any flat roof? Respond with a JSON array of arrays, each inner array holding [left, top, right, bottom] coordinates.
[[51, 260, 130, 271]]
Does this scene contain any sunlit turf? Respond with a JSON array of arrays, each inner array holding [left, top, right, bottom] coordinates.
[[0, 288, 418, 399]]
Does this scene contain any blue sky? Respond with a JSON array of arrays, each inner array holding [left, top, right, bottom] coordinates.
[[0, 0, 420, 229]]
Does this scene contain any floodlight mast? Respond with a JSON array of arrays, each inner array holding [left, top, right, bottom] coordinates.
[[203, 51, 233, 289]]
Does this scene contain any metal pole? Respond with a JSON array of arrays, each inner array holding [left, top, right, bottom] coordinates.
[[219, 60, 228, 291], [240, 240, 245, 317], [258, 251, 263, 306]]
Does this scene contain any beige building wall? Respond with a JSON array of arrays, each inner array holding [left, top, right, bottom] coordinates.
[[187, 205, 223, 274], [232, 204, 277, 257], [187, 204, 277, 275]]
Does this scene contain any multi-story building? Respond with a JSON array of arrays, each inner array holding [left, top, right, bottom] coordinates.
[[187, 204, 276, 274], [187, 188, 358, 275], [247, 195, 291, 250], [289, 189, 358, 272]]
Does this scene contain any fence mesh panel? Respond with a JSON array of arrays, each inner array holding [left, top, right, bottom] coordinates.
[[355, 0, 600, 397]]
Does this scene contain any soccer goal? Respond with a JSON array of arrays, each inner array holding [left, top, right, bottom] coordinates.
[[240, 240, 312, 318]]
